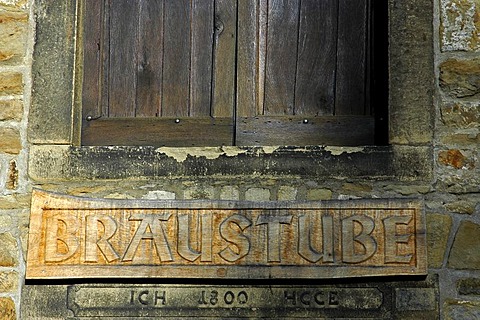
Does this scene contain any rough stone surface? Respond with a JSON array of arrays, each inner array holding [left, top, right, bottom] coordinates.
[[184, 186, 215, 200], [426, 214, 452, 268], [0, 127, 21, 154], [277, 185, 297, 201], [438, 149, 475, 169], [245, 187, 271, 201], [0, 99, 22, 121], [440, 0, 480, 51], [444, 300, 480, 320], [219, 186, 240, 200], [307, 188, 333, 200], [440, 58, 480, 98], [141, 190, 176, 200], [441, 102, 480, 128], [0, 270, 18, 292], [445, 200, 477, 214], [0, 297, 16, 320], [0, 8, 28, 65], [448, 221, 480, 269], [0, 194, 30, 209], [457, 278, 480, 296], [0, 72, 22, 96], [0, 232, 17, 267]]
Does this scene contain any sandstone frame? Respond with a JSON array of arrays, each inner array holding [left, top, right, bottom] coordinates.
[[28, 0, 434, 181]]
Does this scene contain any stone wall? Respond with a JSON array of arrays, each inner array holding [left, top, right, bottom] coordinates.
[[0, 0, 479, 319]]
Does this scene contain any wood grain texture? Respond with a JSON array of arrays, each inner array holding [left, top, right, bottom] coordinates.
[[136, 0, 164, 117], [108, 0, 138, 117], [263, 0, 300, 116], [82, 117, 233, 147], [335, 0, 368, 115], [81, 0, 103, 119], [212, 0, 237, 118], [295, 0, 338, 116], [236, 116, 374, 146], [162, 0, 191, 117], [237, 0, 258, 118], [26, 190, 427, 279], [190, 0, 214, 117]]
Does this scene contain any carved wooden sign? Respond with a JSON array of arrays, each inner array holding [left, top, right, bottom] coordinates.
[[26, 189, 426, 279]]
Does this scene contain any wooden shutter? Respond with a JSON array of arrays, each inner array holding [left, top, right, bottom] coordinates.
[[236, 0, 374, 146], [82, 0, 374, 147], [81, 0, 236, 146]]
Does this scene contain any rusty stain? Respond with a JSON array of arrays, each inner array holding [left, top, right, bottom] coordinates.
[[6, 160, 18, 190], [438, 149, 474, 169]]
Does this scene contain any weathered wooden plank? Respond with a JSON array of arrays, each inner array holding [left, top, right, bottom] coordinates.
[[136, 0, 164, 117], [162, 0, 191, 117], [236, 116, 374, 146], [82, 117, 233, 147], [295, 0, 338, 116], [237, 0, 258, 118], [190, 0, 214, 117], [335, 0, 368, 115], [108, 0, 138, 117], [212, 0, 237, 118], [263, 0, 300, 116], [81, 0, 103, 120], [26, 190, 426, 279]]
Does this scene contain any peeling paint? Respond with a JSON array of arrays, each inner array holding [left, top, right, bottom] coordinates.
[[262, 146, 280, 154], [325, 146, 365, 156], [156, 147, 248, 163]]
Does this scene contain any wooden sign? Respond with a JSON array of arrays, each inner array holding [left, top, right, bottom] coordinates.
[[26, 189, 426, 279]]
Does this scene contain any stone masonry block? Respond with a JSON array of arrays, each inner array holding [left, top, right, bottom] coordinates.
[[0, 72, 22, 95], [426, 213, 452, 268], [277, 186, 297, 201], [219, 186, 240, 200], [440, 58, 480, 98], [0, 99, 22, 121], [245, 188, 270, 201], [0, 232, 17, 267], [448, 221, 480, 269], [0, 297, 16, 320], [441, 102, 480, 128], [0, 270, 18, 292], [0, 8, 28, 65], [441, 0, 480, 51], [306, 189, 332, 201], [0, 127, 21, 154]]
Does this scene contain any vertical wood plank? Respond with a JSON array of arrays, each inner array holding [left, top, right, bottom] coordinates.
[[237, 1, 258, 118], [295, 0, 338, 116], [162, 0, 191, 117], [190, 0, 214, 117], [82, 0, 103, 119], [136, 0, 164, 117], [108, 0, 138, 117], [335, 0, 368, 115], [257, 0, 268, 116], [212, 0, 237, 118], [263, 0, 300, 116]]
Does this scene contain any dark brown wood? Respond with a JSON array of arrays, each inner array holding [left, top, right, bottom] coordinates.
[[190, 0, 214, 117], [212, 0, 237, 118], [136, 0, 164, 117], [82, 117, 233, 147], [27, 190, 427, 279], [236, 116, 374, 146], [335, 0, 368, 115], [162, 0, 191, 117], [263, 0, 300, 116], [295, 0, 338, 116], [108, 0, 138, 117], [81, 0, 103, 119], [237, 0, 258, 118]]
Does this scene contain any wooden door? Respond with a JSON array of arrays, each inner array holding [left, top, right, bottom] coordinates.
[[81, 0, 374, 147]]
